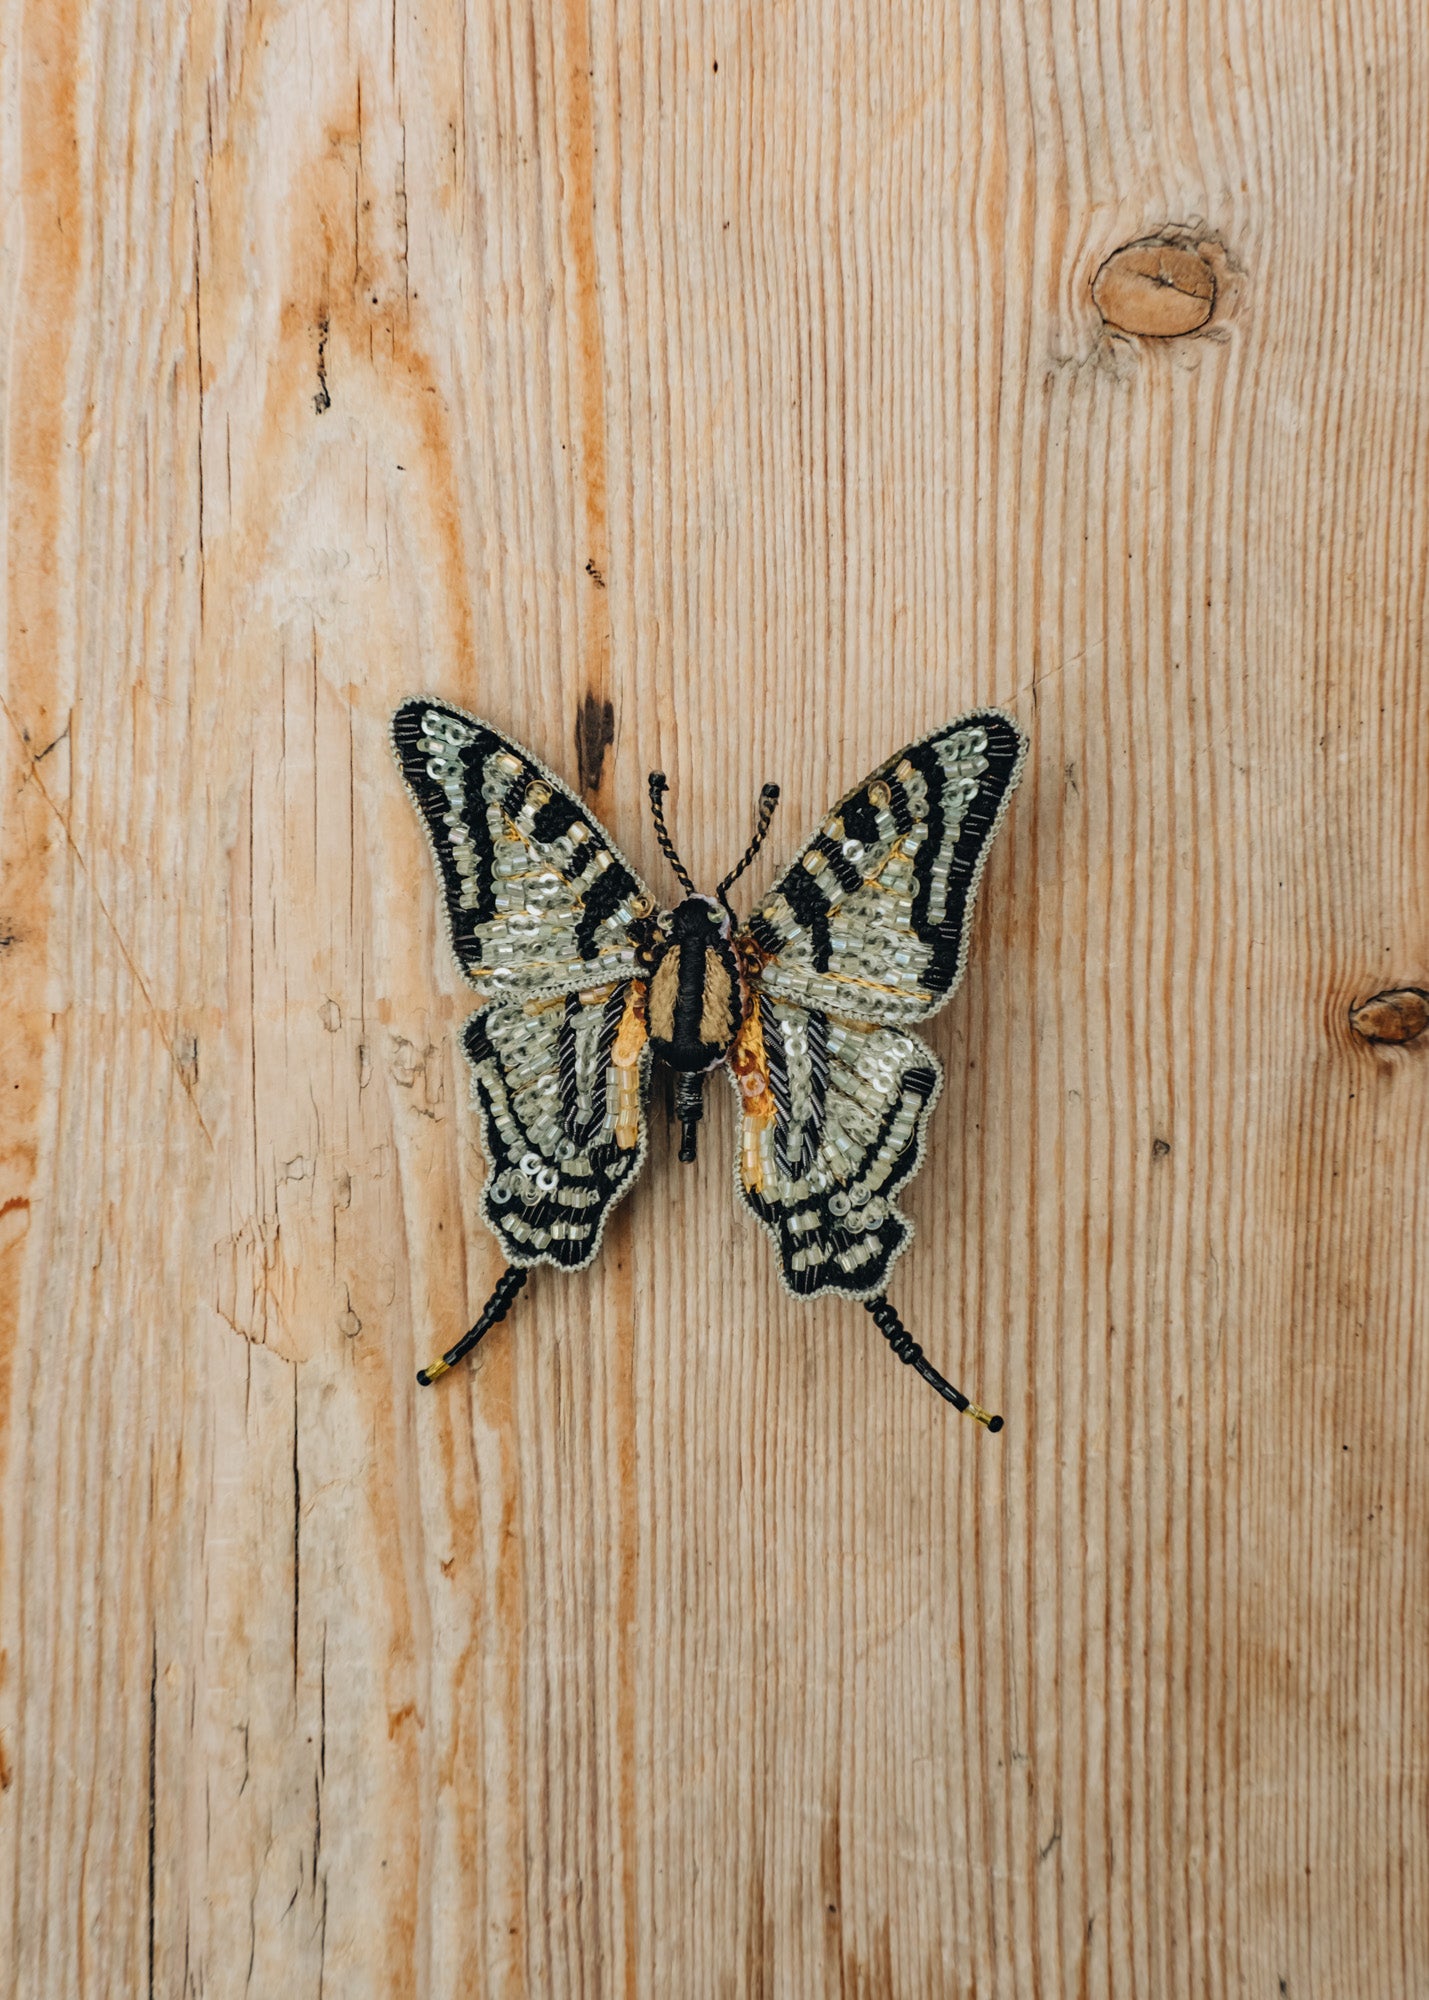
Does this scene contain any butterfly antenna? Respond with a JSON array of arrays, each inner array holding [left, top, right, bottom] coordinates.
[[716, 782, 781, 912], [417, 1265, 530, 1384], [864, 1295, 1003, 1431], [647, 771, 698, 896]]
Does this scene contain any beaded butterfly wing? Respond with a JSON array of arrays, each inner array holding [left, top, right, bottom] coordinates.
[[729, 716, 1026, 1301], [393, 698, 1026, 1425], [392, 700, 660, 1276]]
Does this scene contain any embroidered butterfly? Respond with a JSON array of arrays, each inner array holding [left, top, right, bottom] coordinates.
[[393, 698, 1027, 1427]]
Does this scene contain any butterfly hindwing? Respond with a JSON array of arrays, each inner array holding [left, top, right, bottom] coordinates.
[[730, 996, 942, 1298], [392, 699, 656, 1003], [743, 710, 1026, 1026], [464, 982, 652, 1271]]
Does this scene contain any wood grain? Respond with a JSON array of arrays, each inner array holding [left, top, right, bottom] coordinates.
[[2, 1, 1426, 1993]]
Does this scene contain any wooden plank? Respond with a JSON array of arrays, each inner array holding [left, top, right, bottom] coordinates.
[[2, 0, 1426, 1993]]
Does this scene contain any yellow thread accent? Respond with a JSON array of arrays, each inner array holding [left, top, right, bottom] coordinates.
[[613, 983, 648, 1149], [698, 952, 734, 1044], [730, 1005, 776, 1190], [616, 1071, 642, 1149], [612, 982, 648, 1067], [420, 1357, 450, 1382], [647, 950, 680, 1041], [966, 1404, 996, 1428]]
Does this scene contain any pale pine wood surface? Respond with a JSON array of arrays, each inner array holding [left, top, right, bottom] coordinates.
[[2, 1, 1426, 1994]]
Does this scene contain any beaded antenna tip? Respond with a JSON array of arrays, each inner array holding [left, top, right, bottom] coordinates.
[[416, 1267, 529, 1386], [864, 1294, 1003, 1431]]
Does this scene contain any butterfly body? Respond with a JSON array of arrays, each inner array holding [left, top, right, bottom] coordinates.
[[643, 896, 744, 1073], [393, 694, 1026, 1424]]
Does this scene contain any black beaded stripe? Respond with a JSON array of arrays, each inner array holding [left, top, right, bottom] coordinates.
[[779, 860, 831, 928], [910, 714, 1024, 997], [499, 771, 531, 820], [532, 794, 583, 846], [884, 774, 916, 835], [575, 857, 636, 957], [840, 792, 884, 847], [809, 832, 862, 895], [777, 863, 834, 971], [747, 912, 784, 958]]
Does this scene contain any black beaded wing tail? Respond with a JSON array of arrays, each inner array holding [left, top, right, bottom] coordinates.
[[864, 1295, 1003, 1431], [417, 1266, 530, 1385]]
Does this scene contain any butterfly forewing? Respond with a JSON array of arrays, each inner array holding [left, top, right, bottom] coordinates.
[[392, 699, 657, 1003], [743, 711, 1026, 1026]]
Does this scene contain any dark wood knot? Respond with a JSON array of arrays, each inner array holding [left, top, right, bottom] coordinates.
[[1093, 239, 1217, 337], [1349, 989, 1429, 1045]]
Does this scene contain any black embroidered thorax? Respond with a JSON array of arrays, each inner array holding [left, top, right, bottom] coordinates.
[[644, 896, 745, 1074]]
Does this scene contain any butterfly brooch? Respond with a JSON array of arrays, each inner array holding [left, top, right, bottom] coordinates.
[[393, 698, 1027, 1429]]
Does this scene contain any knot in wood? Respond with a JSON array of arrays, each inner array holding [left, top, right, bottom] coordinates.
[[1093, 240, 1217, 337], [1349, 989, 1429, 1045]]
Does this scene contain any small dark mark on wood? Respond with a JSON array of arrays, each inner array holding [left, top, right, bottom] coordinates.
[[575, 691, 615, 795], [313, 315, 331, 413], [35, 718, 70, 761], [1349, 988, 1429, 1044], [1039, 1816, 1062, 1861], [1152, 1137, 1171, 1158], [584, 555, 606, 587]]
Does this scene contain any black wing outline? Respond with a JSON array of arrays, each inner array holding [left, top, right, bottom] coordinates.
[[392, 698, 659, 1004]]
